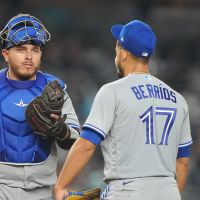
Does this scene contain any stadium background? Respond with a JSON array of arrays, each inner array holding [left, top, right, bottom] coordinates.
[[0, 0, 200, 199]]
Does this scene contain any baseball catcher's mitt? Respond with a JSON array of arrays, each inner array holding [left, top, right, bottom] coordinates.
[[25, 80, 70, 141], [64, 188, 101, 200]]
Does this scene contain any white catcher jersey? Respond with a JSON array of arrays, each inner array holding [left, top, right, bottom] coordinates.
[[83, 73, 192, 181]]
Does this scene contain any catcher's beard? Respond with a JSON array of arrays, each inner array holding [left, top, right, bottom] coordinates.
[[8, 61, 41, 80]]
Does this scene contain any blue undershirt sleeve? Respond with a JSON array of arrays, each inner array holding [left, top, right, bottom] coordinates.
[[80, 129, 103, 145], [177, 145, 191, 158]]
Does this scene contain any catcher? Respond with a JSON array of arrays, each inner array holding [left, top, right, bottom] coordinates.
[[0, 13, 80, 200]]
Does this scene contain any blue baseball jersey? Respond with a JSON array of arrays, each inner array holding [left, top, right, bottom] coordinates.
[[0, 68, 80, 189]]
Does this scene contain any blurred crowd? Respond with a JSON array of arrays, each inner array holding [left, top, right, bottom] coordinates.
[[0, 0, 200, 199]]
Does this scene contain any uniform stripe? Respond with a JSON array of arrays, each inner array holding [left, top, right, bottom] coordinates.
[[67, 123, 80, 131], [100, 184, 111, 200], [178, 140, 193, 148], [80, 129, 102, 145], [83, 124, 106, 139]]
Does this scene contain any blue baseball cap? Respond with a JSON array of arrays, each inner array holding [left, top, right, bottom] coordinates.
[[111, 20, 156, 58]]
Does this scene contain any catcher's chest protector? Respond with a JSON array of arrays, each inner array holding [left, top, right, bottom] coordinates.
[[0, 69, 52, 164]]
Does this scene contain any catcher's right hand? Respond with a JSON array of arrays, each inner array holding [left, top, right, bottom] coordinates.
[[64, 188, 101, 200]]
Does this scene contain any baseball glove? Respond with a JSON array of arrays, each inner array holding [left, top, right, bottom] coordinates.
[[64, 188, 101, 200], [25, 80, 70, 141]]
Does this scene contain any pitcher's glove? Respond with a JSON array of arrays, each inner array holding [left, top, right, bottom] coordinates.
[[25, 80, 70, 141], [64, 188, 101, 200]]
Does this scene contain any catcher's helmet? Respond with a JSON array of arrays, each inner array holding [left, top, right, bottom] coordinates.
[[0, 13, 51, 49]]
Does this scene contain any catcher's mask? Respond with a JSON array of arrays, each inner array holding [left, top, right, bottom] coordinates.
[[0, 13, 51, 49]]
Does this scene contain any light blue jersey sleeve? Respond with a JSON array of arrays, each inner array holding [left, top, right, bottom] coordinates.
[[177, 99, 192, 158], [178, 101, 193, 153], [83, 85, 116, 140]]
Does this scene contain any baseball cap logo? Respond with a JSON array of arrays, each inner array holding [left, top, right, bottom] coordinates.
[[142, 52, 149, 57]]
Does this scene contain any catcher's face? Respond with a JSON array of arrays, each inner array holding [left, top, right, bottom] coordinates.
[[2, 44, 42, 80]]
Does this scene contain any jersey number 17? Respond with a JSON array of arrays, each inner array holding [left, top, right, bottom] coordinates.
[[140, 106, 177, 146]]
